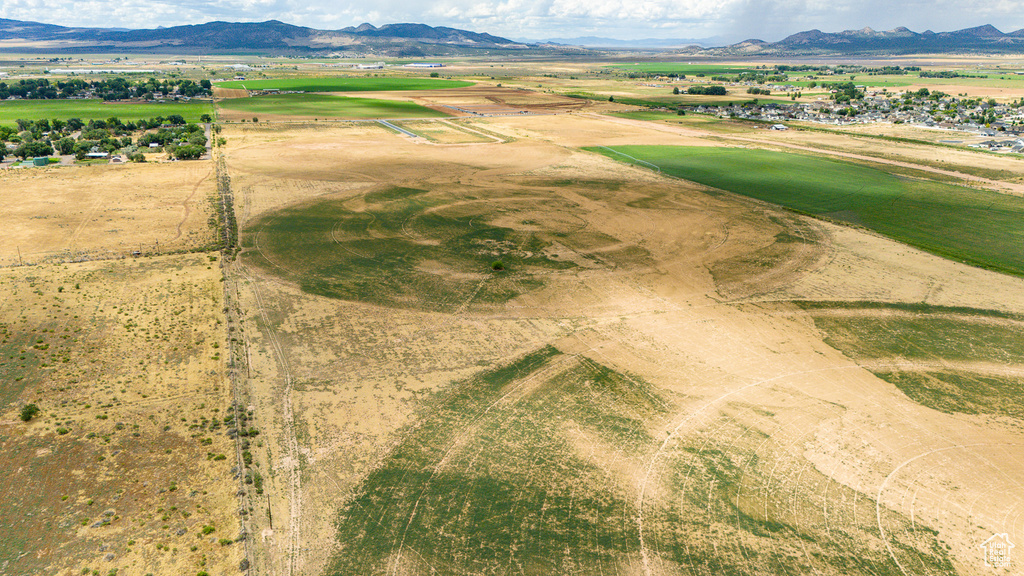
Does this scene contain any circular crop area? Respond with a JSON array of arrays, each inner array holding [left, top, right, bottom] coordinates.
[[242, 186, 635, 312]]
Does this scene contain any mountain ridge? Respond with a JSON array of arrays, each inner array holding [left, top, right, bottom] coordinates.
[[713, 24, 1024, 55], [0, 18, 527, 55]]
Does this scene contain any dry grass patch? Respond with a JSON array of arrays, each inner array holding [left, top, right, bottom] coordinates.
[[0, 252, 240, 576], [0, 161, 217, 265]]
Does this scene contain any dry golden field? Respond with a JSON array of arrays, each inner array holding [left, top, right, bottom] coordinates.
[[5, 62, 1024, 576], [0, 253, 240, 576], [0, 162, 217, 266], [0, 153, 241, 576], [219, 102, 1024, 576]]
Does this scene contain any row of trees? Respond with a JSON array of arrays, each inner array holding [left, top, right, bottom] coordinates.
[[4, 114, 212, 145], [0, 77, 212, 101], [687, 85, 727, 96], [3, 116, 209, 162]]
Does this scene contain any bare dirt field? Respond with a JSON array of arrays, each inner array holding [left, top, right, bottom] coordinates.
[[387, 85, 591, 116], [391, 120, 498, 144], [0, 161, 217, 266], [0, 252, 240, 576], [213, 87, 250, 99], [220, 112, 1024, 576]]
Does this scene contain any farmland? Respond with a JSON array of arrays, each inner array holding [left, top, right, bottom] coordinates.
[[0, 99, 213, 126], [219, 106, 1024, 576], [216, 77, 474, 92], [0, 253, 240, 576], [4, 58, 1024, 576], [590, 145, 1024, 276], [0, 161, 217, 265], [217, 93, 449, 120]]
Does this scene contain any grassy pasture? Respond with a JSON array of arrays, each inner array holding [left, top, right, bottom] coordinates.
[[0, 99, 213, 126], [798, 301, 1024, 419], [609, 63, 762, 76], [590, 145, 1024, 276], [243, 187, 579, 311], [217, 93, 449, 119], [325, 345, 954, 575], [216, 77, 473, 92], [327, 346, 664, 574], [876, 370, 1024, 419]]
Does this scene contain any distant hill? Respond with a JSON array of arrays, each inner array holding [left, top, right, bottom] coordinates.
[[705, 24, 1024, 55], [523, 36, 718, 49], [0, 18, 528, 55]]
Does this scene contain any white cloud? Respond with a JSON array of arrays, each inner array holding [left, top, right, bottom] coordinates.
[[1, 0, 1023, 43]]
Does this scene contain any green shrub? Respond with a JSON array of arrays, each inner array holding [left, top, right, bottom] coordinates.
[[20, 404, 40, 422]]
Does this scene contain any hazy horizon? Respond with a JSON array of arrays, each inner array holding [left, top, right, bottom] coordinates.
[[2, 1, 1023, 45]]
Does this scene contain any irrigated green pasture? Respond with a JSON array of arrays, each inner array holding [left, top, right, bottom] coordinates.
[[590, 146, 1024, 276], [798, 301, 1024, 420], [609, 63, 762, 76], [325, 345, 954, 575], [217, 93, 449, 119], [216, 77, 473, 92], [244, 187, 585, 311], [0, 99, 213, 125]]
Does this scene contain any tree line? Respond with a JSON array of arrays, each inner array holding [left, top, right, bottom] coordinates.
[[0, 77, 212, 101], [1, 114, 212, 162]]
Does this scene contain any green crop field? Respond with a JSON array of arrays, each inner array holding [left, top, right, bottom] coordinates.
[[0, 99, 213, 126], [217, 93, 449, 119], [324, 344, 951, 575], [609, 63, 763, 76], [217, 77, 473, 92], [244, 187, 580, 311], [590, 145, 1024, 276], [797, 300, 1024, 420]]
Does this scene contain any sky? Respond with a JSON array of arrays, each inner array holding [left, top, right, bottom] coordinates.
[[1, 0, 1023, 44]]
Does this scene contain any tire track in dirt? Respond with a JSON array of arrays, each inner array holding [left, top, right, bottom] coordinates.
[[874, 442, 1022, 576], [65, 197, 105, 252], [172, 169, 212, 241], [237, 263, 301, 576], [634, 358, 1006, 576]]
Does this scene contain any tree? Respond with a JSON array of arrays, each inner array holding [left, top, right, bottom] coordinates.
[[166, 114, 186, 125], [14, 141, 54, 159], [0, 146, 5, 162], [200, 113, 213, 123], [672, 86, 680, 95], [51, 119, 66, 133], [20, 404, 40, 422], [174, 144, 205, 160], [56, 136, 75, 155], [73, 141, 96, 160], [252, 117, 259, 123], [66, 118, 84, 131]]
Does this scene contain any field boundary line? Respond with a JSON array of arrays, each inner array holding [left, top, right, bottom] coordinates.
[[596, 146, 661, 173]]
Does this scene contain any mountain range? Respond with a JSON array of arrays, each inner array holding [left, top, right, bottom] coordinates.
[[711, 24, 1024, 55], [1, 18, 1024, 56], [0, 18, 527, 55], [521, 36, 721, 49]]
